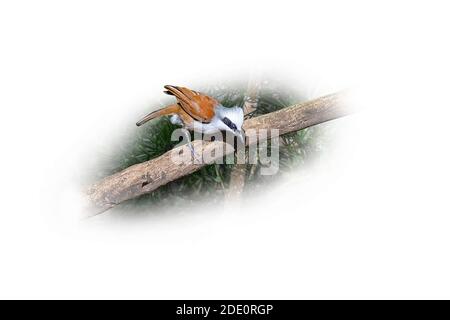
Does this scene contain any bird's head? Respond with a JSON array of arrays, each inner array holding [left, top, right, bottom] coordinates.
[[216, 106, 245, 143]]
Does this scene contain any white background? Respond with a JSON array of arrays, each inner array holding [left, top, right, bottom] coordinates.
[[1, 1, 449, 299]]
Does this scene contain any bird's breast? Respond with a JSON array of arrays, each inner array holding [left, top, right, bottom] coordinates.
[[185, 119, 221, 135]]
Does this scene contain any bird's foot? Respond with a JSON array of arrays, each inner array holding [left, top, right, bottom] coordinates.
[[188, 143, 202, 164]]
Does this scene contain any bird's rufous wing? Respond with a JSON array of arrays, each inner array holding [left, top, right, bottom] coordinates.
[[164, 85, 218, 123]]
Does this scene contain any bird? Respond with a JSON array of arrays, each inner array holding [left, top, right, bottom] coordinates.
[[136, 85, 245, 156]]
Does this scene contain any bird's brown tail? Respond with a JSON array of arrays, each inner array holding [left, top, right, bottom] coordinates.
[[136, 104, 179, 126]]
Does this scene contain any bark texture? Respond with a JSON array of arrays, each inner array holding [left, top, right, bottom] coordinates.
[[242, 91, 349, 136]]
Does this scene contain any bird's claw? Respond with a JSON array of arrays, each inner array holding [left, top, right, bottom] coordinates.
[[188, 144, 202, 164]]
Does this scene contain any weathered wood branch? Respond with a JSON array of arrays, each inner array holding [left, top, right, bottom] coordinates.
[[243, 90, 349, 136], [86, 91, 352, 215]]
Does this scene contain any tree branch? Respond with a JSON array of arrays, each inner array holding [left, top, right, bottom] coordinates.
[[86, 91, 352, 215]]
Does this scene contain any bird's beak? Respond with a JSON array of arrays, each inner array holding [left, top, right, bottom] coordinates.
[[236, 129, 245, 144]]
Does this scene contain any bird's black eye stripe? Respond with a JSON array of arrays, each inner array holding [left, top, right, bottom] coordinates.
[[222, 117, 237, 130]]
